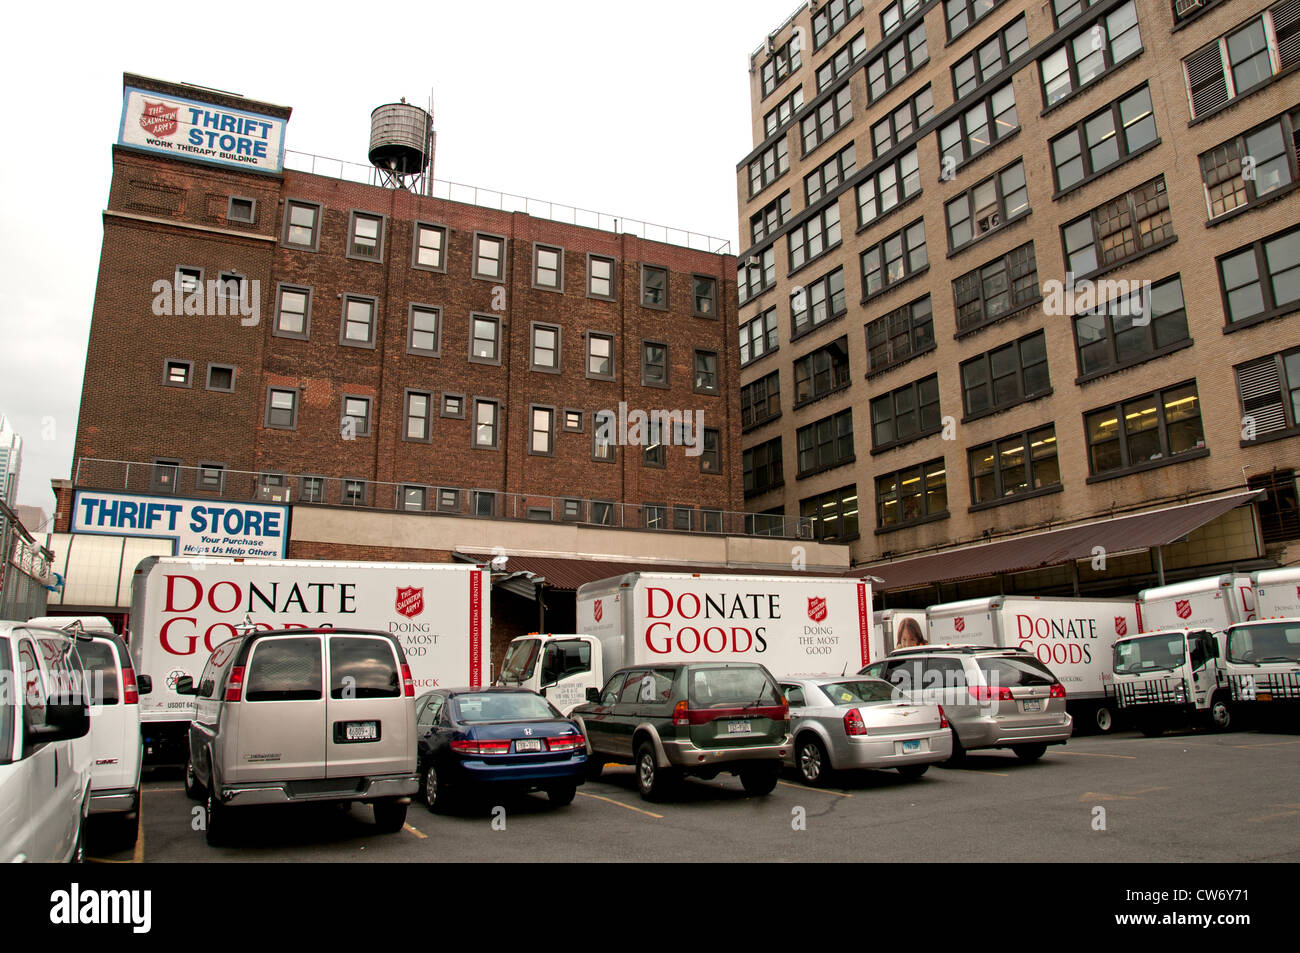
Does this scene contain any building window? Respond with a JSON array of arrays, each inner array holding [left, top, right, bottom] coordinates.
[[258, 472, 287, 502], [531, 323, 561, 372], [866, 21, 929, 102], [738, 246, 777, 305], [1062, 176, 1173, 278], [751, 192, 793, 244], [405, 390, 432, 442], [1051, 84, 1157, 193], [945, 0, 1005, 40], [265, 388, 298, 429], [470, 314, 501, 364], [437, 488, 461, 512], [882, 0, 921, 38], [206, 364, 235, 392], [700, 429, 721, 474], [961, 330, 1050, 419], [742, 371, 782, 430], [473, 233, 505, 280], [1237, 348, 1300, 442], [533, 244, 563, 291], [816, 30, 868, 92], [945, 160, 1029, 253], [740, 307, 779, 366], [692, 276, 717, 317], [791, 267, 846, 338], [797, 409, 855, 477], [969, 426, 1060, 505], [856, 148, 921, 229], [1184, 2, 1300, 119], [1251, 470, 1300, 542], [815, 0, 864, 49], [1085, 382, 1206, 477], [871, 86, 933, 158], [1049, 0, 1095, 29], [938, 82, 1018, 168], [227, 196, 255, 224], [1040, 1, 1143, 108], [590, 501, 616, 525], [1200, 108, 1300, 220], [300, 476, 325, 504], [761, 35, 802, 97], [442, 394, 465, 418], [472, 491, 497, 517], [164, 359, 192, 388], [952, 242, 1038, 335], [764, 87, 805, 138], [1218, 225, 1300, 328], [413, 222, 446, 270], [283, 199, 320, 249], [793, 337, 850, 407], [802, 85, 854, 155], [176, 265, 202, 296], [789, 203, 842, 273], [195, 463, 225, 494], [952, 15, 1029, 101], [671, 506, 694, 531], [802, 485, 860, 541], [1074, 274, 1189, 379], [530, 406, 555, 456], [219, 273, 244, 301], [642, 341, 668, 387], [563, 409, 584, 433], [744, 438, 784, 497], [865, 294, 934, 374], [348, 211, 384, 260], [275, 285, 311, 339], [871, 374, 941, 450], [748, 139, 790, 197], [643, 504, 668, 530], [473, 400, 499, 449], [862, 218, 928, 300], [805, 144, 856, 205], [341, 295, 377, 347], [587, 254, 616, 299], [342, 479, 367, 506], [341, 396, 371, 437], [593, 411, 616, 462], [402, 486, 428, 512], [151, 459, 181, 494], [641, 265, 668, 309], [643, 419, 666, 468], [561, 498, 585, 522], [587, 332, 615, 379], [694, 350, 719, 394], [876, 461, 946, 529], [407, 305, 440, 356]]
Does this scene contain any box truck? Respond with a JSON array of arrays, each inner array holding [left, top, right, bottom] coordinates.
[[496, 572, 878, 715], [925, 596, 1138, 732], [1220, 618, 1300, 715], [128, 557, 490, 761], [1109, 626, 1231, 734], [1252, 567, 1300, 620], [1136, 574, 1255, 632]]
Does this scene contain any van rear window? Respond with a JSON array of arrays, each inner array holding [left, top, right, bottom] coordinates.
[[245, 638, 322, 702], [976, 656, 1056, 687], [78, 641, 120, 705], [687, 666, 780, 708], [329, 637, 400, 699]]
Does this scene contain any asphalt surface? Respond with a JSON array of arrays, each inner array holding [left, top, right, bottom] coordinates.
[[87, 725, 1300, 863]]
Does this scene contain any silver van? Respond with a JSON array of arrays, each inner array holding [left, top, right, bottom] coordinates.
[[177, 627, 418, 846]]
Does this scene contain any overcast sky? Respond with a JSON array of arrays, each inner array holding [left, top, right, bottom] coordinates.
[[0, 0, 801, 517]]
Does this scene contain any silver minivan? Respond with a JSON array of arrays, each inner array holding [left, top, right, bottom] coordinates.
[[178, 627, 418, 846]]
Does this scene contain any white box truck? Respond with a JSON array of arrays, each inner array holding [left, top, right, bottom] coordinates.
[[128, 557, 490, 761], [925, 596, 1138, 732], [1136, 574, 1255, 632], [1252, 567, 1300, 620], [1110, 627, 1232, 734], [497, 572, 878, 715]]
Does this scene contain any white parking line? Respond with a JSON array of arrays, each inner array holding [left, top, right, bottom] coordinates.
[[577, 791, 663, 819]]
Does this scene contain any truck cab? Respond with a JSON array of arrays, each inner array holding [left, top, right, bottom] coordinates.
[[1109, 627, 1230, 735], [496, 634, 602, 715], [1220, 619, 1300, 713]]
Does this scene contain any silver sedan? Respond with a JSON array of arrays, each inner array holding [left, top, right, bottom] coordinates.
[[778, 676, 953, 786]]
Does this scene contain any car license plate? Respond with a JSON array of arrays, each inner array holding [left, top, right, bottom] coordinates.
[[1022, 699, 1042, 712], [727, 720, 752, 734], [515, 739, 542, 752], [345, 721, 378, 742], [902, 739, 921, 753]]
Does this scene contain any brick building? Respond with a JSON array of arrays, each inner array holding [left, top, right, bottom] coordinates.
[[736, 0, 1300, 601]]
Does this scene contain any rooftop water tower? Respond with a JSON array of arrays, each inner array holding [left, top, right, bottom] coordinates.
[[368, 99, 434, 193]]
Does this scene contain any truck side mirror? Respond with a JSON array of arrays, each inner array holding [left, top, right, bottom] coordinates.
[[174, 676, 196, 696], [586, 687, 601, 704], [137, 674, 153, 695]]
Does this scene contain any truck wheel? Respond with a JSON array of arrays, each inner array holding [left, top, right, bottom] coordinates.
[[546, 783, 577, 807], [372, 798, 408, 833], [796, 735, 830, 787], [184, 757, 204, 801], [1094, 706, 1115, 733], [636, 741, 677, 802], [1206, 694, 1233, 732], [739, 765, 780, 796], [204, 791, 229, 847], [1013, 744, 1047, 763], [896, 763, 929, 780], [1136, 717, 1164, 738]]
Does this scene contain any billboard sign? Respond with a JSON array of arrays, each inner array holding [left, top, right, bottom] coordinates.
[[118, 85, 286, 173], [72, 490, 288, 558]]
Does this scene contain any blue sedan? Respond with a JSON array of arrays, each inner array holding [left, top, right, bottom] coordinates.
[[414, 687, 587, 811]]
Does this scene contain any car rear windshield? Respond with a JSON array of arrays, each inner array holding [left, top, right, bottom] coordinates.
[[329, 636, 400, 699], [78, 640, 120, 705], [245, 637, 322, 702], [976, 656, 1056, 687], [687, 666, 780, 708], [453, 692, 559, 723], [1227, 622, 1300, 664], [817, 680, 896, 705], [0, 641, 13, 765]]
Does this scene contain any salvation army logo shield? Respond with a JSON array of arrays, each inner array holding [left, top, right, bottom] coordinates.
[[1114, 616, 1128, 637], [593, 599, 603, 623], [807, 597, 827, 623], [1175, 599, 1192, 620], [395, 586, 424, 619], [954, 616, 966, 633], [140, 100, 179, 137]]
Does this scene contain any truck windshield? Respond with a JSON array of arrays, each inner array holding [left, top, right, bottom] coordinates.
[[0, 641, 12, 765], [1227, 622, 1300, 664], [1113, 634, 1186, 675], [499, 639, 540, 684]]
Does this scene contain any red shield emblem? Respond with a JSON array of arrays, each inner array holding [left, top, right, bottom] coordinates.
[[593, 599, 603, 623], [1175, 599, 1192, 620], [1114, 616, 1128, 637], [395, 586, 424, 619], [807, 597, 827, 623], [954, 616, 966, 633], [140, 100, 179, 137]]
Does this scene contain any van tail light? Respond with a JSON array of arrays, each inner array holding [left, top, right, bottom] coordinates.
[[122, 667, 139, 705], [1050, 683, 1066, 699], [400, 664, 415, 698], [970, 685, 1013, 702], [844, 708, 868, 736], [224, 666, 245, 702], [779, 697, 790, 722], [938, 705, 949, 729], [450, 738, 512, 756], [673, 700, 689, 727], [546, 735, 584, 752]]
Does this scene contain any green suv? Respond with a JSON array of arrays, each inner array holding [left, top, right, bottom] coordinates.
[[571, 662, 790, 801]]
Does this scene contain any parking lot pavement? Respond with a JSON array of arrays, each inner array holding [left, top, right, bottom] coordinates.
[[89, 729, 1300, 864]]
